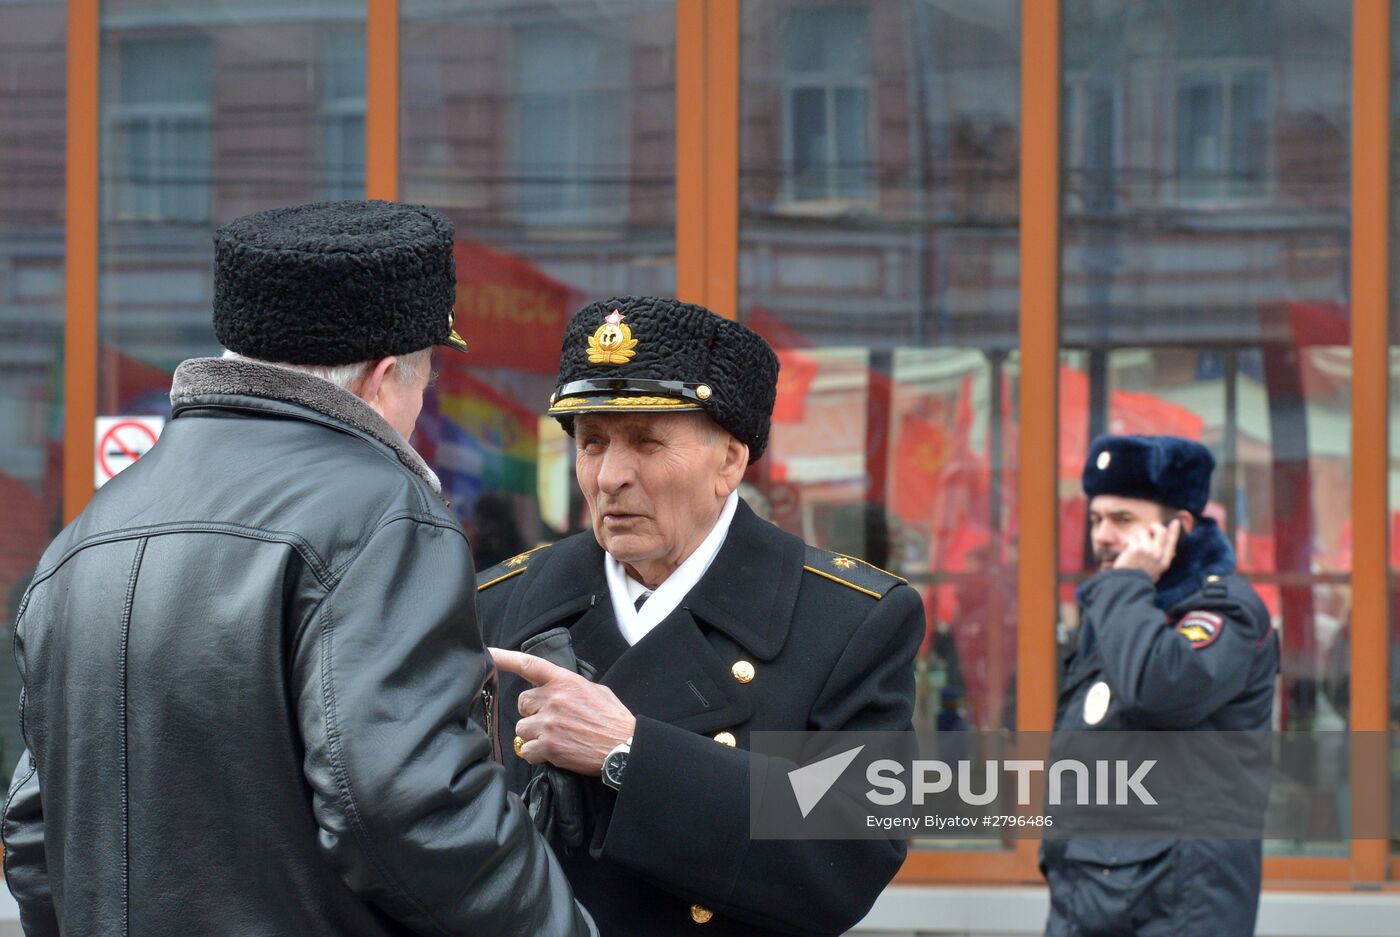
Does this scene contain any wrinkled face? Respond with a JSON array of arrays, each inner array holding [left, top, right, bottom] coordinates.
[[574, 411, 739, 574], [1088, 494, 1178, 569]]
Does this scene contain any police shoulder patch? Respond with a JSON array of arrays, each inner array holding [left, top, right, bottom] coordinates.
[[802, 545, 906, 599], [476, 543, 552, 592], [1175, 610, 1225, 649]]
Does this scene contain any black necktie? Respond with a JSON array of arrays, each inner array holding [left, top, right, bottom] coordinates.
[[634, 592, 651, 612]]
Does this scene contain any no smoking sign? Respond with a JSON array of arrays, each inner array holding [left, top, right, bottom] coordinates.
[[95, 416, 165, 488]]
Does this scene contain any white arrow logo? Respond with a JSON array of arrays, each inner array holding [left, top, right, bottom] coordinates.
[[788, 745, 865, 818]]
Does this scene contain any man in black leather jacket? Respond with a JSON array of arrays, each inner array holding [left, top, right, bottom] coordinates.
[[2, 201, 594, 937]]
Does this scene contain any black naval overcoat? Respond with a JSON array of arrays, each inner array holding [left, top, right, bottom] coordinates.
[[1041, 520, 1279, 937], [475, 499, 925, 936]]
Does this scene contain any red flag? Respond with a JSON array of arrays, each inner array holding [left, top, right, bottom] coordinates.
[[773, 350, 819, 422], [453, 241, 580, 375], [891, 413, 947, 522], [1109, 388, 1205, 439]]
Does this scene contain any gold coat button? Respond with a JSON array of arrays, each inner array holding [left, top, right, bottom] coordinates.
[[696, 384, 713, 400], [731, 660, 755, 684], [713, 731, 737, 747], [691, 904, 714, 924]]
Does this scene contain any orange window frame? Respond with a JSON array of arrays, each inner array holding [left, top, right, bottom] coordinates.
[[64, 0, 99, 524], [367, 0, 399, 202]]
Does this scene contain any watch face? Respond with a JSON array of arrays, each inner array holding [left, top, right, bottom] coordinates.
[[603, 750, 628, 789]]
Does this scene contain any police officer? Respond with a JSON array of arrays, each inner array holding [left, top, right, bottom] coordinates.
[[476, 296, 925, 936], [1041, 434, 1279, 937]]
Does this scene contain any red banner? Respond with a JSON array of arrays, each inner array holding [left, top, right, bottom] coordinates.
[[453, 241, 579, 375]]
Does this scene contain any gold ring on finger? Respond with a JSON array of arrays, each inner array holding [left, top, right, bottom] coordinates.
[[513, 735, 525, 758]]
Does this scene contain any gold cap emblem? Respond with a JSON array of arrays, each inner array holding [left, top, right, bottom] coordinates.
[[1096, 451, 1112, 470], [443, 309, 469, 353], [587, 309, 638, 365]]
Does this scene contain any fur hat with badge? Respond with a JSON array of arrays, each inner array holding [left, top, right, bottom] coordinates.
[[1082, 434, 1216, 515], [547, 297, 780, 462], [212, 199, 468, 365]]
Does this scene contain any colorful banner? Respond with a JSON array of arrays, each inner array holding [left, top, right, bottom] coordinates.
[[420, 363, 541, 509]]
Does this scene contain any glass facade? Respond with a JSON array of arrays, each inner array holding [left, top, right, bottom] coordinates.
[[739, 1, 1020, 770], [0, 0, 66, 776], [7, 0, 1400, 885], [400, 0, 675, 568], [1061, 0, 1352, 854], [97, 0, 367, 418]]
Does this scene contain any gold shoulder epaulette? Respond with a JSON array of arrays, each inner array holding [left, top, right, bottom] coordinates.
[[802, 545, 907, 599], [476, 543, 551, 592]]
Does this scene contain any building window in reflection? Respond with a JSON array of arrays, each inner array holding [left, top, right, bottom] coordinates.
[[780, 5, 872, 205], [106, 36, 211, 224], [320, 30, 365, 202], [515, 24, 628, 224], [1177, 70, 1269, 201]]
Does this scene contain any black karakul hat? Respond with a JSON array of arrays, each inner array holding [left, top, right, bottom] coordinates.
[[548, 297, 780, 462], [1083, 434, 1216, 515], [213, 200, 468, 365]]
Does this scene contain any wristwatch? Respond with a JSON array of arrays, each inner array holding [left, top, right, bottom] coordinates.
[[601, 736, 632, 791]]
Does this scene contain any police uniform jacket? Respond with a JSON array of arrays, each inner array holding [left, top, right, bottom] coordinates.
[[476, 499, 925, 936], [1041, 519, 1279, 937], [2, 357, 591, 937]]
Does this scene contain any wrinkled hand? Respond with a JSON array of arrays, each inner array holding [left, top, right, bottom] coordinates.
[[491, 648, 636, 776], [1112, 519, 1181, 583]]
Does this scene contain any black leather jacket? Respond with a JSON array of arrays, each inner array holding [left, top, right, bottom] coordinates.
[[2, 356, 593, 937]]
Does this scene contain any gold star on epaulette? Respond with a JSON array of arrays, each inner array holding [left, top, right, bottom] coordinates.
[[478, 543, 553, 592], [803, 545, 907, 599]]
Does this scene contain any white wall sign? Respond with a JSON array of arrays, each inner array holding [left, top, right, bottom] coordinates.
[[95, 416, 165, 488]]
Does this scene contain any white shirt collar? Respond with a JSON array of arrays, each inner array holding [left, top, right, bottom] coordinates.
[[605, 490, 740, 646]]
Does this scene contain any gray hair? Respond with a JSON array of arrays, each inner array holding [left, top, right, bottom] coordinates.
[[221, 348, 432, 392]]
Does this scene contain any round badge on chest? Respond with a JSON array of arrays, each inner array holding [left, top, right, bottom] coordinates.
[[1083, 680, 1112, 726]]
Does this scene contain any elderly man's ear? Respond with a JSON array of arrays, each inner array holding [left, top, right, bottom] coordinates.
[[717, 435, 749, 497]]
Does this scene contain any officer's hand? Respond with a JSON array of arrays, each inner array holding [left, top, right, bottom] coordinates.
[[491, 647, 637, 776], [1112, 519, 1181, 583]]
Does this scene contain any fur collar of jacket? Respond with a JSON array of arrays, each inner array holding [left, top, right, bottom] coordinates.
[[1154, 515, 1236, 609], [170, 356, 441, 494]]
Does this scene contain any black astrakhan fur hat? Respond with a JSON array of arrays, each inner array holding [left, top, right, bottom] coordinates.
[[212, 200, 467, 365], [546, 297, 780, 462]]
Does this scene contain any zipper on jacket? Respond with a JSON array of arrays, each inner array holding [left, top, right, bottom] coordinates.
[[481, 681, 503, 764]]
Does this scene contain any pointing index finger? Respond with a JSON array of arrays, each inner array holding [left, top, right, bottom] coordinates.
[[490, 647, 571, 687]]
